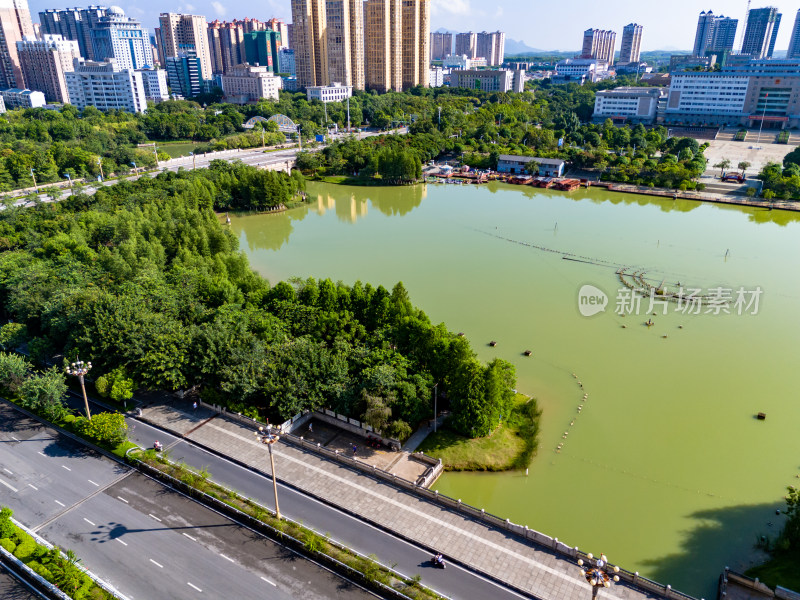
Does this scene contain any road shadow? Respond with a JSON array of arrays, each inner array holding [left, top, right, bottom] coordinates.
[[638, 501, 785, 599]]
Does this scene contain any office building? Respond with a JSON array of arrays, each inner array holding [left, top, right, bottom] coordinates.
[[450, 68, 523, 92], [90, 7, 150, 71], [291, 0, 328, 87], [16, 35, 80, 103], [786, 9, 800, 58], [741, 7, 781, 58], [593, 86, 666, 124], [430, 32, 451, 60], [220, 63, 281, 103], [325, 0, 364, 90], [0, 87, 44, 108], [266, 18, 289, 49], [0, 0, 35, 88], [306, 81, 351, 102], [65, 58, 147, 112], [278, 48, 295, 75], [136, 66, 168, 100], [581, 29, 616, 66], [242, 30, 281, 72], [39, 6, 105, 61], [455, 31, 476, 58], [619, 23, 642, 64], [429, 65, 444, 87], [157, 13, 213, 80], [165, 51, 202, 97], [553, 58, 609, 85], [475, 31, 504, 66]]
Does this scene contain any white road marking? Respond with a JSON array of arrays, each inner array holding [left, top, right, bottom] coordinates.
[[61, 465, 71, 471], [260, 576, 276, 586], [117, 496, 128, 503], [187, 582, 202, 592], [54, 500, 65, 507], [116, 539, 127, 546], [88, 479, 99, 486], [148, 513, 162, 522], [10, 436, 19, 441], [0, 478, 18, 492], [219, 553, 235, 563], [149, 559, 163, 568], [182, 533, 196, 541], [28, 484, 38, 490], [83, 518, 96, 526], [3, 468, 12, 474], [38, 452, 46, 457]]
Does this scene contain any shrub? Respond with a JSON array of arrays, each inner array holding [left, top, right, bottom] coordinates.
[[94, 375, 110, 398], [27, 561, 53, 581], [73, 412, 127, 447], [0, 538, 16, 553], [746, 186, 757, 197], [13, 534, 36, 561], [386, 419, 412, 442]]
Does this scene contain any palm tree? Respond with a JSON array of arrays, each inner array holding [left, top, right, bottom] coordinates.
[[713, 159, 731, 178], [738, 161, 751, 176]]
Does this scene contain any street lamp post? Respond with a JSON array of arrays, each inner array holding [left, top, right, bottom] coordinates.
[[189, 152, 196, 169], [578, 553, 619, 598], [253, 425, 281, 519], [64, 173, 72, 190], [96, 157, 104, 181], [65, 358, 92, 420], [433, 383, 439, 432], [29, 168, 38, 193]]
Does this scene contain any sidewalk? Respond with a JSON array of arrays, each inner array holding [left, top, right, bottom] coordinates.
[[139, 400, 666, 600]]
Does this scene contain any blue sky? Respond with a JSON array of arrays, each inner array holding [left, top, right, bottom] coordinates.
[[27, 0, 800, 52]]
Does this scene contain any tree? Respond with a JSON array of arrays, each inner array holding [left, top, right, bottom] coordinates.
[[362, 390, 392, 432], [737, 161, 751, 176], [73, 411, 127, 446], [18, 367, 68, 421], [713, 159, 731, 177]]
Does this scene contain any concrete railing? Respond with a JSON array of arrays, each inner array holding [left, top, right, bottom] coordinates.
[[721, 568, 800, 600]]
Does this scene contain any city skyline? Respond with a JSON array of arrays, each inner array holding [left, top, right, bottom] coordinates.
[[24, 0, 800, 53]]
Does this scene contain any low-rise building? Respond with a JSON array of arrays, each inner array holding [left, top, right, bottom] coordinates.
[[65, 59, 147, 113], [281, 76, 298, 91], [593, 86, 667, 124], [429, 66, 445, 87], [221, 64, 282, 103], [136, 66, 169, 101], [450, 69, 524, 93], [552, 58, 609, 85], [497, 154, 565, 177], [443, 54, 485, 70], [0, 88, 45, 109], [306, 82, 352, 103]]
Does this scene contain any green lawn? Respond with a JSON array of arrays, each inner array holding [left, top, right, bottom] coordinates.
[[417, 394, 540, 471], [152, 141, 198, 158], [746, 550, 800, 592]]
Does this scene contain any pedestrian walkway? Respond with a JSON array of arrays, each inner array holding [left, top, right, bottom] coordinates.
[[402, 414, 447, 452], [139, 400, 675, 600]]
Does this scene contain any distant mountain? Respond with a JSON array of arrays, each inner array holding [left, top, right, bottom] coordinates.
[[504, 38, 542, 55]]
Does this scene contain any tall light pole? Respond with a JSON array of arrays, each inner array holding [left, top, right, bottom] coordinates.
[[29, 168, 38, 193], [578, 553, 619, 598], [96, 157, 104, 181], [130, 161, 137, 175], [756, 92, 768, 146], [253, 426, 281, 519], [153, 143, 159, 166], [66, 358, 92, 421], [189, 152, 196, 169], [64, 173, 72, 190], [433, 383, 439, 432]]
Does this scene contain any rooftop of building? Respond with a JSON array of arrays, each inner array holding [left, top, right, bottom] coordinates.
[[498, 154, 565, 166], [596, 86, 666, 96]]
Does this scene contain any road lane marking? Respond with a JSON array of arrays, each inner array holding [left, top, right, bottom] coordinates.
[[83, 518, 96, 526], [148, 513, 162, 522], [28, 484, 38, 490], [61, 465, 71, 471], [117, 496, 128, 503], [182, 533, 196, 541], [88, 479, 99, 486], [10, 436, 19, 441], [3, 468, 12, 474], [219, 553, 234, 563], [260, 576, 276, 586], [187, 582, 202, 592], [38, 452, 46, 456], [54, 500, 65, 507], [116, 539, 127, 546], [0, 478, 18, 492], [149, 559, 163, 568]]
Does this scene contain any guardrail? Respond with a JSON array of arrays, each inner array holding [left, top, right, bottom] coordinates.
[[720, 567, 800, 600]]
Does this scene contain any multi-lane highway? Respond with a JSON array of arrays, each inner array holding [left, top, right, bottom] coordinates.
[[0, 402, 376, 600]]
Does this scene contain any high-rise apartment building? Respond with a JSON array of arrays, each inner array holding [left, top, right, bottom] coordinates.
[[365, 0, 401, 92], [476, 31, 504, 66], [401, 0, 429, 89], [39, 6, 105, 61], [430, 32, 451, 60], [693, 11, 738, 56], [581, 29, 616, 65], [454, 31, 476, 58], [787, 10, 800, 59], [208, 20, 245, 74], [165, 51, 202, 97], [325, 0, 364, 90], [266, 18, 289, 49], [291, 0, 328, 87], [741, 7, 781, 58], [65, 58, 147, 112], [619, 23, 642, 64], [0, 0, 35, 88], [157, 13, 213, 80], [17, 34, 80, 103], [90, 7, 150, 71], [242, 30, 281, 72]]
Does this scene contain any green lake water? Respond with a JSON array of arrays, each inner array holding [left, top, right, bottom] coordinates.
[[231, 181, 800, 599]]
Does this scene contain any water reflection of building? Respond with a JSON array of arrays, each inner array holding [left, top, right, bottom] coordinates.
[[334, 193, 368, 223], [368, 183, 426, 216]]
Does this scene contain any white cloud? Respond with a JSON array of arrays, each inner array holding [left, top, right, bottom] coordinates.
[[211, 1, 226, 16], [431, 0, 472, 17]]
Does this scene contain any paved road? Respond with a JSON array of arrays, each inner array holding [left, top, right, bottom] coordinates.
[[0, 564, 47, 600], [62, 390, 530, 600], [0, 402, 376, 600]]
